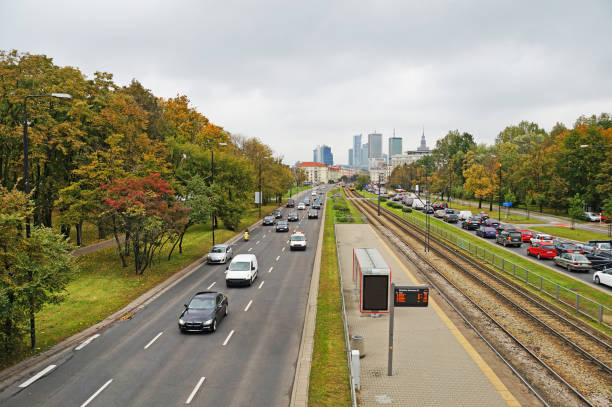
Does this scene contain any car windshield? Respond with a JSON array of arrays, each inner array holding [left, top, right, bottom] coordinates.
[[574, 254, 588, 261], [599, 243, 611, 249], [510, 232, 521, 238], [210, 247, 224, 253], [291, 235, 305, 241], [541, 245, 555, 250], [229, 261, 251, 271], [278, 221, 287, 225], [189, 297, 215, 310]]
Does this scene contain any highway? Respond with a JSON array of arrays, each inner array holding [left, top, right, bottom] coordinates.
[[1, 188, 326, 407]]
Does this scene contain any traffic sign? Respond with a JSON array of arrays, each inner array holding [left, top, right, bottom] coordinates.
[[393, 286, 429, 307], [502, 202, 512, 207]]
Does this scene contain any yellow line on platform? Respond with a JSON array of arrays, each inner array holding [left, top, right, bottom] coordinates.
[[373, 224, 521, 407]]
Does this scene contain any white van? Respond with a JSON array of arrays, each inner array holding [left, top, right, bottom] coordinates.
[[225, 254, 258, 287], [459, 210, 472, 221]]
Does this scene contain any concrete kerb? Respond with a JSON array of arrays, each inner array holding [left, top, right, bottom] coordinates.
[[289, 191, 326, 407], [0, 217, 265, 393]]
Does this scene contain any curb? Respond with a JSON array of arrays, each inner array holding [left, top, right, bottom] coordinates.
[[0, 217, 264, 393], [289, 193, 326, 406]]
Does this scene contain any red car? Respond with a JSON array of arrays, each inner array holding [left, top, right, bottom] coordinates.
[[527, 243, 557, 260], [599, 213, 611, 223], [520, 230, 534, 243]]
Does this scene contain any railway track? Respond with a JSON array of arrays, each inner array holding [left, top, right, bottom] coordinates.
[[345, 189, 612, 407]]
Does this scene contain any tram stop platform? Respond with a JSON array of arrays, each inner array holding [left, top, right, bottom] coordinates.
[[336, 223, 523, 406]]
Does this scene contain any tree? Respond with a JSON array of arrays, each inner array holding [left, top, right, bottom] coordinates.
[[463, 164, 491, 208], [355, 174, 370, 190], [568, 193, 585, 230]]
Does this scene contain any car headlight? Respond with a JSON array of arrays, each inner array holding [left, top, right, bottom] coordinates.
[[204, 319, 213, 325], [179, 319, 185, 325]]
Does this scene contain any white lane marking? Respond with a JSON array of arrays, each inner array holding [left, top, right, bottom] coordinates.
[[282, 247, 285, 252], [258, 281, 264, 289], [222, 330, 235, 346], [144, 332, 163, 349], [207, 282, 216, 290], [75, 334, 100, 351], [256, 240, 260, 245], [185, 377, 206, 404], [248, 247, 253, 252], [18, 365, 56, 388], [80, 379, 113, 407], [276, 255, 280, 261], [244, 300, 253, 312], [268, 267, 273, 273]]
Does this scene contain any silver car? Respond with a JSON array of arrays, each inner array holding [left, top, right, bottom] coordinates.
[[553, 253, 591, 272], [207, 244, 233, 264]]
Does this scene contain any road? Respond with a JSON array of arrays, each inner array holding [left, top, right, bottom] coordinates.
[[1, 188, 326, 407]]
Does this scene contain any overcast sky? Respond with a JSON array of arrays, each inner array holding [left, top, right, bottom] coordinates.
[[2, 0, 611, 165]]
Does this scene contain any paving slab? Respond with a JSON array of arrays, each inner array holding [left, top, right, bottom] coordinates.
[[336, 223, 520, 407]]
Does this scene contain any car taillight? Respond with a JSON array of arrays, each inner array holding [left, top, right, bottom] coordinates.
[[573, 262, 579, 266]]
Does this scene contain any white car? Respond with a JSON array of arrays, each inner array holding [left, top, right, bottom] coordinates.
[[593, 268, 612, 288], [225, 254, 258, 287], [530, 233, 554, 245], [207, 244, 233, 264], [297, 202, 306, 210], [584, 212, 601, 222], [289, 231, 307, 251]]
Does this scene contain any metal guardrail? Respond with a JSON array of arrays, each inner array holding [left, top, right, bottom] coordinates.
[[394, 208, 611, 327]]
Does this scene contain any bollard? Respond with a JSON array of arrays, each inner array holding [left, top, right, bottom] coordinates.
[[350, 335, 366, 358], [351, 350, 361, 391]]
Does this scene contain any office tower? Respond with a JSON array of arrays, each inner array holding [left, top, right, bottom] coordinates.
[[388, 136, 402, 159], [352, 134, 362, 168], [320, 145, 333, 165], [361, 143, 368, 168], [368, 133, 382, 158], [313, 148, 318, 163], [348, 148, 354, 167]]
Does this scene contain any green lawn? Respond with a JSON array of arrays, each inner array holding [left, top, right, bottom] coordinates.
[[444, 202, 544, 224], [3, 203, 278, 369], [283, 185, 310, 198], [51, 218, 107, 247], [309, 189, 352, 406], [530, 226, 610, 242]]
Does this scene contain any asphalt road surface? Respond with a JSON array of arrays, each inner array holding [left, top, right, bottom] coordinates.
[[2, 188, 326, 407]]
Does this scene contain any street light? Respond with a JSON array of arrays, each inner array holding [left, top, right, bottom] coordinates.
[[23, 93, 72, 237], [211, 142, 227, 247]]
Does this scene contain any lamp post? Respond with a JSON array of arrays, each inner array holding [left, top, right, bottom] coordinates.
[[23, 93, 72, 238], [211, 142, 227, 247], [377, 172, 382, 216], [498, 161, 502, 222]]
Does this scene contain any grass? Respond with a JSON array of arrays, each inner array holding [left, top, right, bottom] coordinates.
[[458, 197, 590, 222], [443, 202, 544, 224], [530, 226, 611, 242], [309, 189, 352, 406], [3, 203, 278, 369], [51, 218, 107, 247], [283, 185, 310, 198]]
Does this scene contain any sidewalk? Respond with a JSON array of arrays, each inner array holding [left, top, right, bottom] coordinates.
[[336, 224, 519, 406]]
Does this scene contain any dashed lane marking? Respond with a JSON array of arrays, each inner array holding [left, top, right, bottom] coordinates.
[[18, 365, 56, 388], [222, 330, 235, 346], [258, 281, 264, 289], [144, 332, 163, 350], [75, 334, 100, 351], [276, 255, 280, 261], [185, 377, 206, 404], [207, 282, 216, 290], [80, 379, 113, 407], [244, 300, 253, 312], [268, 267, 273, 273]]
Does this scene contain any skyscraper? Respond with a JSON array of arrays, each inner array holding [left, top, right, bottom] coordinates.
[[348, 148, 354, 167], [368, 133, 382, 158], [313, 148, 318, 163], [388, 136, 402, 159], [361, 143, 368, 168], [320, 145, 333, 165], [352, 134, 362, 168]]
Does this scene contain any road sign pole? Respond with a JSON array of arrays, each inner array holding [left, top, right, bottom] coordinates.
[[388, 283, 395, 376]]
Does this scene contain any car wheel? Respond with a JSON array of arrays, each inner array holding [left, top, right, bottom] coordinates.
[[225, 281, 231, 288], [595, 276, 600, 285], [537, 254, 541, 260], [211, 319, 217, 332]]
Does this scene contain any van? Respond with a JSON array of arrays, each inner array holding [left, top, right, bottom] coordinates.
[[459, 210, 472, 221], [225, 254, 258, 287]]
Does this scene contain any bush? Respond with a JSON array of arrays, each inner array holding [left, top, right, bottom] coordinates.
[[402, 207, 412, 213], [380, 197, 387, 202], [333, 203, 348, 211], [335, 215, 354, 223]]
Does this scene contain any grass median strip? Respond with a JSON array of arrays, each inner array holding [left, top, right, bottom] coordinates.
[[309, 190, 351, 406], [530, 226, 610, 242]]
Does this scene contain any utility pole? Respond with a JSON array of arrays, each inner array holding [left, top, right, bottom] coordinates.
[[259, 157, 262, 218], [378, 173, 382, 216], [498, 162, 502, 221]]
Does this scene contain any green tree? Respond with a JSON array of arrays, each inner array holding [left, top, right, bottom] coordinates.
[[568, 193, 585, 230], [355, 174, 370, 190]]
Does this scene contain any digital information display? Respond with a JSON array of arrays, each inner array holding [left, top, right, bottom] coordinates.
[[362, 275, 389, 311], [394, 286, 429, 307]]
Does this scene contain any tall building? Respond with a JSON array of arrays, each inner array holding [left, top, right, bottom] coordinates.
[[417, 130, 430, 152], [352, 134, 362, 168], [313, 148, 318, 163], [320, 145, 333, 165], [348, 148, 354, 167], [388, 137, 402, 160], [361, 143, 369, 168], [368, 133, 382, 158]]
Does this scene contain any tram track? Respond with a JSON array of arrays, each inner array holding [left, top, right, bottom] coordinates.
[[345, 189, 612, 407]]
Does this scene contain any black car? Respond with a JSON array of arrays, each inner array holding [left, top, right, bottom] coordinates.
[[304, 198, 310, 206], [272, 209, 282, 219], [178, 291, 228, 333], [462, 216, 481, 230], [308, 209, 318, 219], [496, 231, 522, 247], [286, 199, 295, 208], [586, 252, 612, 271], [288, 211, 299, 221], [496, 224, 519, 235], [484, 218, 500, 228], [276, 220, 289, 232], [312, 201, 321, 209], [554, 241, 585, 254], [263, 215, 275, 225], [444, 213, 459, 223]]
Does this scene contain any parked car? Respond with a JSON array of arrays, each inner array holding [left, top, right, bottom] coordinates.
[[579, 240, 612, 255], [527, 243, 557, 260], [287, 211, 299, 221], [178, 291, 228, 333], [289, 231, 307, 250], [477, 226, 497, 238], [276, 220, 289, 232], [553, 253, 591, 272], [297, 202, 306, 210], [598, 213, 610, 223], [531, 233, 554, 245], [462, 216, 481, 230], [458, 210, 472, 221], [444, 213, 459, 223], [207, 244, 233, 264], [484, 218, 500, 228], [593, 268, 612, 287], [520, 229, 534, 243], [554, 240, 584, 254], [496, 231, 522, 247], [286, 199, 295, 208], [307, 209, 318, 219], [272, 209, 282, 219], [434, 209, 446, 218], [585, 253, 612, 271], [584, 212, 601, 222], [263, 215, 275, 225], [225, 254, 258, 286]]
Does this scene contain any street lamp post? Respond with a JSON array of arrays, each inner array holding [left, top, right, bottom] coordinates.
[[211, 142, 227, 247], [498, 162, 502, 221], [378, 173, 382, 216]]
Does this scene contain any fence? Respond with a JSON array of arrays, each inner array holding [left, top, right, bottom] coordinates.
[[390, 207, 611, 327]]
